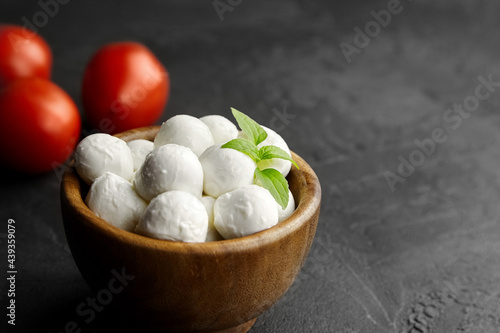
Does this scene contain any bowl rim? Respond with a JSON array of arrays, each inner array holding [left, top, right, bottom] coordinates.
[[61, 126, 321, 255]]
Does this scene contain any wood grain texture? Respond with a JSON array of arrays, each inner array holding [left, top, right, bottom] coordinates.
[[60, 126, 321, 332]]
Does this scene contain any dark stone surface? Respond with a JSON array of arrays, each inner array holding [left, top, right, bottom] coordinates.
[[2, 0, 500, 332]]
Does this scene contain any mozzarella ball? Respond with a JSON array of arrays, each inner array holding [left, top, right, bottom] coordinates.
[[74, 133, 134, 184], [239, 126, 292, 177], [85, 172, 147, 232], [201, 195, 223, 242], [199, 144, 256, 198], [200, 115, 238, 145], [214, 185, 279, 239], [136, 191, 208, 242], [154, 115, 214, 157], [134, 144, 203, 201], [127, 139, 154, 171], [278, 190, 295, 222], [253, 177, 295, 222]]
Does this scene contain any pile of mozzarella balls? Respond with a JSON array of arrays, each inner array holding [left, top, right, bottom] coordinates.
[[73, 114, 296, 242]]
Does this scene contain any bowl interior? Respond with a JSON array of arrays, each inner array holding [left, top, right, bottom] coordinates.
[[64, 125, 321, 253]]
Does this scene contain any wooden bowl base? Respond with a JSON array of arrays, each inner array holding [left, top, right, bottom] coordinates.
[[210, 318, 257, 333]]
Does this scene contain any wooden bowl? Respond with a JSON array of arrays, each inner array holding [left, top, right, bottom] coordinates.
[[60, 126, 321, 333]]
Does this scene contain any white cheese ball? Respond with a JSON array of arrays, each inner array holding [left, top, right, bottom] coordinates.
[[201, 195, 223, 242], [134, 144, 203, 201], [199, 144, 256, 198], [154, 115, 214, 157], [214, 185, 279, 239], [278, 190, 295, 222], [127, 139, 154, 171], [239, 125, 292, 177], [136, 191, 208, 242], [85, 172, 147, 232], [74, 133, 134, 184], [200, 115, 238, 145]]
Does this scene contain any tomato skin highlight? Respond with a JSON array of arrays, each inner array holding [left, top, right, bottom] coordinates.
[[0, 78, 81, 173], [82, 42, 169, 134], [0, 24, 52, 87]]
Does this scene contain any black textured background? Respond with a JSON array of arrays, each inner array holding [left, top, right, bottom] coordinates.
[[2, 1, 500, 332]]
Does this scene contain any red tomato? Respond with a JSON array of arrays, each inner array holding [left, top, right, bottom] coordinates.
[[82, 42, 169, 134], [0, 24, 52, 86], [0, 78, 81, 173]]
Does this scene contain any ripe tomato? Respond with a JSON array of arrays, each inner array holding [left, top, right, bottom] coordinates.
[[0, 78, 81, 173], [82, 42, 169, 134], [0, 24, 52, 86]]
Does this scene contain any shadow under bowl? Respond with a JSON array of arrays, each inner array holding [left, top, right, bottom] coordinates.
[[60, 126, 321, 333]]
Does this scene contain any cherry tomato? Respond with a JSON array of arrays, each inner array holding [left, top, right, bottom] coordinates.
[[0, 24, 52, 87], [0, 78, 81, 173], [82, 42, 169, 134]]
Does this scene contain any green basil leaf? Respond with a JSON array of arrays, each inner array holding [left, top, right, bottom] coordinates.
[[254, 167, 289, 210], [258, 145, 299, 169], [221, 138, 260, 161], [231, 107, 268, 146]]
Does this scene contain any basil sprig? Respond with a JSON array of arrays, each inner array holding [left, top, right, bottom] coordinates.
[[222, 108, 298, 209]]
